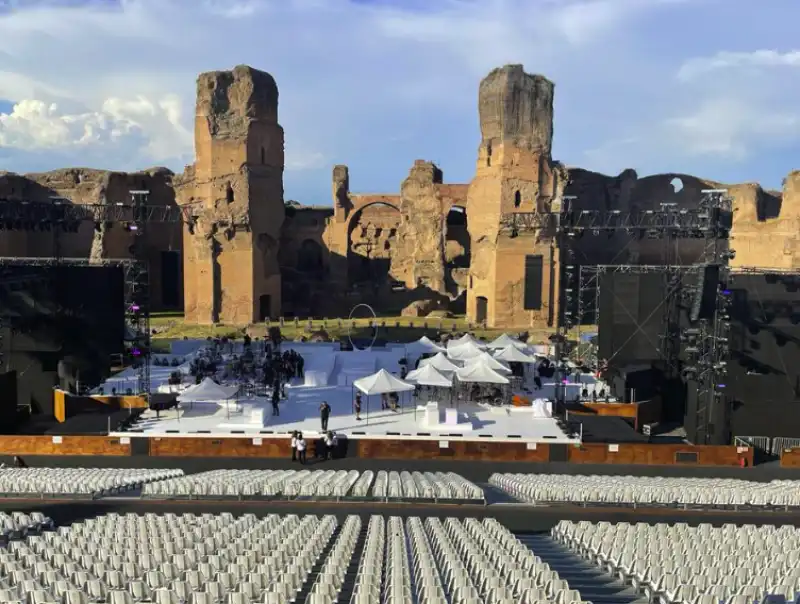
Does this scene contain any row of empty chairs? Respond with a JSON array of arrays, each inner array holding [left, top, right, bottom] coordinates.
[[554, 520, 800, 604], [0, 511, 596, 604], [490, 474, 800, 507], [1, 512, 52, 541], [0, 468, 183, 497], [142, 469, 483, 502], [348, 515, 590, 603], [370, 471, 484, 502], [0, 511, 355, 603]]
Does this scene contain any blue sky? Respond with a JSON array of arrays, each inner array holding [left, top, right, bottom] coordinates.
[[0, 0, 799, 203]]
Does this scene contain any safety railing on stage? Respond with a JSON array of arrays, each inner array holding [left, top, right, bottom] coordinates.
[[735, 435, 800, 457]]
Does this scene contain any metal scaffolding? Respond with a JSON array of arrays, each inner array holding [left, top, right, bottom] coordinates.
[[0, 195, 196, 401], [547, 191, 733, 414]]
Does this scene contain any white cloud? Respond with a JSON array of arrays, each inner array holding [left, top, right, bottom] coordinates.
[[678, 50, 800, 80], [0, 0, 797, 196], [665, 98, 800, 160]]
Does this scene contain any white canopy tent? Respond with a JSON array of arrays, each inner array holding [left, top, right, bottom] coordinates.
[[177, 377, 239, 403], [405, 335, 445, 356], [493, 345, 538, 364], [464, 352, 512, 374], [418, 352, 460, 373], [406, 364, 453, 388], [353, 369, 415, 395], [352, 369, 416, 425], [455, 363, 510, 385], [447, 341, 485, 361], [447, 333, 486, 350], [487, 333, 527, 350]]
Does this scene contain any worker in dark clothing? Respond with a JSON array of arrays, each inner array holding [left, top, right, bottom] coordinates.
[[319, 401, 331, 432]]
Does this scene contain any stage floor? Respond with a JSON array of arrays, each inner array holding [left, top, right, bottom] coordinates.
[[115, 384, 578, 443]]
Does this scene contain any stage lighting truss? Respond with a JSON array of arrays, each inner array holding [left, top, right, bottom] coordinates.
[[0, 198, 196, 231]]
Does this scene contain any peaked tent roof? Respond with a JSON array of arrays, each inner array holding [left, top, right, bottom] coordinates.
[[487, 333, 527, 350], [455, 363, 510, 384], [177, 377, 239, 402], [493, 345, 538, 363], [419, 352, 460, 373], [353, 369, 416, 396], [447, 333, 486, 350], [406, 364, 453, 387], [405, 335, 445, 355], [447, 341, 485, 361], [464, 351, 512, 373]]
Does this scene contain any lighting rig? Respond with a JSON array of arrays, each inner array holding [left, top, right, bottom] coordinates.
[[679, 190, 735, 445], [500, 191, 733, 410], [0, 196, 195, 401]]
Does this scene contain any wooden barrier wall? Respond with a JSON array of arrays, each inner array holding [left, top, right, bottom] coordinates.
[[0, 435, 757, 467], [0, 436, 131, 456], [149, 437, 292, 458], [567, 442, 753, 467], [572, 398, 662, 431], [781, 448, 800, 468], [355, 440, 551, 462], [53, 390, 148, 423]]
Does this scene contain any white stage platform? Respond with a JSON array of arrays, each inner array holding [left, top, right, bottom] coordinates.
[[104, 340, 607, 444], [115, 383, 579, 443]]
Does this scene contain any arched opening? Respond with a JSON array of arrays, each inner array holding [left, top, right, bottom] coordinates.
[[475, 296, 488, 324], [670, 177, 684, 193], [445, 206, 470, 269], [296, 239, 324, 274], [486, 142, 492, 167], [225, 182, 234, 204], [347, 202, 400, 287], [514, 191, 521, 208], [259, 295, 272, 321]]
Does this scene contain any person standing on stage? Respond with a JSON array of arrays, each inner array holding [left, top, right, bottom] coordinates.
[[290, 431, 297, 462], [296, 433, 307, 464], [319, 401, 331, 432], [354, 393, 362, 421]]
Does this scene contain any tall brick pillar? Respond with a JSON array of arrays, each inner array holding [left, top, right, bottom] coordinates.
[[177, 65, 285, 324]]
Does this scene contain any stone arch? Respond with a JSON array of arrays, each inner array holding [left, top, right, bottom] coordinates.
[[514, 190, 521, 207], [347, 202, 400, 285], [445, 205, 470, 269], [297, 238, 324, 273]]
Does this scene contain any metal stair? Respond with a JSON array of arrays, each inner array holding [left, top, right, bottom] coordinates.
[[333, 521, 369, 604], [518, 534, 649, 604], [294, 524, 343, 603]]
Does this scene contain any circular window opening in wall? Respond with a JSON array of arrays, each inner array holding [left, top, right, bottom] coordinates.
[[670, 177, 684, 194]]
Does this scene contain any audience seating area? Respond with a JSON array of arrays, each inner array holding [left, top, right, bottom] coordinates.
[[370, 471, 484, 502], [554, 520, 800, 604], [0, 468, 184, 498], [142, 469, 484, 503], [0, 512, 594, 604], [490, 474, 800, 508], [1, 512, 52, 541]]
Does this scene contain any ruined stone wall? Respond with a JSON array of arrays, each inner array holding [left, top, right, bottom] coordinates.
[[176, 65, 284, 324], [466, 64, 563, 328], [279, 206, 334, 316], [0, 167, 181, 310]]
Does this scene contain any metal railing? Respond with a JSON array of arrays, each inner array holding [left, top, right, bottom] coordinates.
[[734, 435, 800, 456]]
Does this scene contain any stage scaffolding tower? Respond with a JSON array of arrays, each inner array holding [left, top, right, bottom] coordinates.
[[0, 196, 195, 402], [681, 190, 735, 444], [500, 192, 733, 412]]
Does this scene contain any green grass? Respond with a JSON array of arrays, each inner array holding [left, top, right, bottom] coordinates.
[[150, 313, 594, 353]]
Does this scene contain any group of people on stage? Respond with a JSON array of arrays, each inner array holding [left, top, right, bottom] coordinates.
[[290, 430, 339, 464], [264, 349, 305, 416]]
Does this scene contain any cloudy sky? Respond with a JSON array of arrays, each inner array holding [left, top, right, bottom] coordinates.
[[0, 0, 798, 203]]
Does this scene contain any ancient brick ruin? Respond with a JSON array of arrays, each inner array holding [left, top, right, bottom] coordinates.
[[1, 63, 799, 328]]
